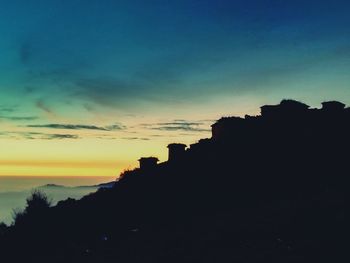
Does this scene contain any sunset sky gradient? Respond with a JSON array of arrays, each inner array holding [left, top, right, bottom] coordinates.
[[1, 0, 350, 176]]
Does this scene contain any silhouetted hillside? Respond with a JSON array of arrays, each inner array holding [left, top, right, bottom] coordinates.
[[0, 100, 346, 263]]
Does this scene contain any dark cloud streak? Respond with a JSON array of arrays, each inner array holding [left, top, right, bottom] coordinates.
[[0, 115, 38, 121], [35, 99, 55, 115], [0, 107, 16, 113], [142, 120, 211, 132], [26, 123, 125, 131], [0, 131, 79, 140]]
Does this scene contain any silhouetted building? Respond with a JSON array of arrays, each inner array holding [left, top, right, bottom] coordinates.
[[167, 143, 187, 162], [261, 99, 310, 118], [211, 117, 245, 140], [322, 101, 346, 112], [189, 138, 212, 154], [211, 100, 316, 140], [138, 157, 159, 170]]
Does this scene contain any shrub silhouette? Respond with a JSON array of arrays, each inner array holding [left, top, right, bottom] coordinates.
[[0, 222, 7, 235], [25, 190, 52, 214], [13, 190, 52, 226]]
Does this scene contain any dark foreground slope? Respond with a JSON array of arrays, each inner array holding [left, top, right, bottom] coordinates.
[[0, 100, 346, 263]]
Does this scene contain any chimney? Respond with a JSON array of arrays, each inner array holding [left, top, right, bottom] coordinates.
[[138, 157, 159, 170], [167, 143, 186, 162]]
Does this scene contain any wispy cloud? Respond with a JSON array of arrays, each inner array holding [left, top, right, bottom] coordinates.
[[0, 115, 38, 121], [0, 105, 38, 121], [26, 123, 125, 131], [122, 137, 150, 141], [35, 99, 55, 115], [0, 107, 16, 113], [151, 126, 210, 132], [142, 120, 211, 132], [44, 134, 79, 140], [27, 124, 108, 131], [105, 124, 126, 131], [0, 131, 79, 140]]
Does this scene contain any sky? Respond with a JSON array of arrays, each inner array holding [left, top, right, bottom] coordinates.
[[1, 0, 350, 177]]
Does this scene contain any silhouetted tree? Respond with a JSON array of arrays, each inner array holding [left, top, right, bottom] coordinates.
[[25, 190, 52, 214], [13, 190, 52, 226]]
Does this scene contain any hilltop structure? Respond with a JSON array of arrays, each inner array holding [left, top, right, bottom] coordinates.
[[167, 143, 187, 162], [321, 101, 346, 112], [210, 99, 350, 141], [138, 157, 159, 170], [136, 99, 350, 164], [260, 99, 310, 119]]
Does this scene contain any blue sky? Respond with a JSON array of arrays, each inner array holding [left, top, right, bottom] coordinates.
[[1, 0, 350, 112], [1, 0, 350, 175]]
